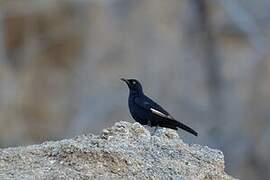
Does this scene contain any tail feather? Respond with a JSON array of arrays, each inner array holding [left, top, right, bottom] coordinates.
[[158, 118, 198, 136], [176, 121, 198, 136]]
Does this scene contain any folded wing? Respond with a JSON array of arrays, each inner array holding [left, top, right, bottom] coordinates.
[[135, 97, 198, 136]]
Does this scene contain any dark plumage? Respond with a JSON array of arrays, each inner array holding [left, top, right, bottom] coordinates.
[[121, 78, 198, 136]]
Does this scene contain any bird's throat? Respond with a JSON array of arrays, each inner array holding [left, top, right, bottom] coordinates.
[[129, 89, 143, 97]]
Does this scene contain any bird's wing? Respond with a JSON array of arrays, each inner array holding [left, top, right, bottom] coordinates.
[[135, 96, 198, 136], [134, 96, 174, 120]]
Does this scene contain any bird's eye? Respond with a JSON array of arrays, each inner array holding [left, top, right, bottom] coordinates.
[[132, 81, 136, 84]]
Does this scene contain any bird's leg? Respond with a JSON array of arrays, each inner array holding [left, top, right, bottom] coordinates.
[[147, 120, 153, 135], [153, 126, 158, 135]]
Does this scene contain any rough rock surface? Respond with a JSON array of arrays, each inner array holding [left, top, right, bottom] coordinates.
[[0, 121, 236, 179]]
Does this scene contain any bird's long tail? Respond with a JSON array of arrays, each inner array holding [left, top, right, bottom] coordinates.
[[158, 118, 198, 136], [176, 120, 198, 136]]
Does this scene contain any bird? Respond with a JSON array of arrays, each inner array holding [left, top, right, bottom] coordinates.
[[121, 78, 198, 136]]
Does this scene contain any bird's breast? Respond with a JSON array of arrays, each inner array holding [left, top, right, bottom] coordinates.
[[128, 96, 148, 125]]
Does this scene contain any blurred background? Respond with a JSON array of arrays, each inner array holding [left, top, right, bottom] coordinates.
[[0, 0, 270, 179]]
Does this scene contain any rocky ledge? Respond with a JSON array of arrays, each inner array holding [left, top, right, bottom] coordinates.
[[0, 121, 236, 179]]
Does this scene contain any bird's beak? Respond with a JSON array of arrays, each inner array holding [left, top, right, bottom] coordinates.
[[121, 78, 129, 85]]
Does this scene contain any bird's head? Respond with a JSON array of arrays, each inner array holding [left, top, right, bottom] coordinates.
[[121, 78, 143, 94]]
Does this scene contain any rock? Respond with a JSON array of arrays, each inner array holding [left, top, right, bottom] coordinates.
[[0, 121, 236, 179]]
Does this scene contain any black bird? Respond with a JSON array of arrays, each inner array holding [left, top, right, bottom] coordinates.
[[121, 78, 198, 136]]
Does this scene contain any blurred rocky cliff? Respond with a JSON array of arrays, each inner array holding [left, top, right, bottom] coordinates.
[[0, 0, 270, 179]]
